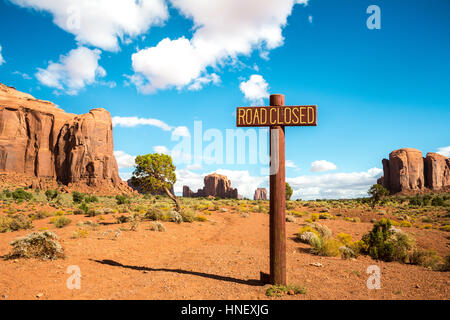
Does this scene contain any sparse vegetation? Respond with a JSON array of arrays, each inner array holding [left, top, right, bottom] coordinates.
[[4, 231, 64, 260]]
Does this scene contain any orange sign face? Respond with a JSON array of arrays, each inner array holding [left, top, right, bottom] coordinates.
[[236, 105, 317, 127]]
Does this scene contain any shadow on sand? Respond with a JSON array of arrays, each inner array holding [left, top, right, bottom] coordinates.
[[91, 259, 264, 287]]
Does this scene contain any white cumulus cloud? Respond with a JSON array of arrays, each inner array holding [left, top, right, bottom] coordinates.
[[153, 146, 169, 154], [130, 0, 308, 92], [239, 74, 269, 106], [112, 116, 173, 131], [114, 150, 136, 169], [172, 126, 191, 138], [0, 45, 5, 65], [437, 146, 450, 157], [35, 47, 106, 95], [287, 168, 383, 200], [310, 160, 337, 172], [10, 0, 168, 51]]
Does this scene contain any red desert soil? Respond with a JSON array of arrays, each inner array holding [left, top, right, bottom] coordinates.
[[0, 211, 449, 300]]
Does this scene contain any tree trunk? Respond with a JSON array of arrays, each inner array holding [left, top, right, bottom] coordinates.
[[164, 186, 181, 212]]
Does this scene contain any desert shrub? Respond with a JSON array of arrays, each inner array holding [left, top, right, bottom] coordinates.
[[400, 221, 412, 228], [2, 189, 12, 198], [12, 189, 33, 201], [310, 213, 319, 222], [409, 197, 422, 207], [195, 215, 207, 222], [266, 284, 306, 297], [77, 220, 99, 229], [29, 210, 51, 220], [310, 237, 341, 257], [409, 249, 443, 271], [50, 216, 71, 228], [116, 195, 131, 205], [0, 214, 33, 233], [45, 189, 59, 201], [422, 224, 433, 229], [286, 215, 296, 223], [150, 222, 166, 232], [297, 231, 319, 244], [144, 207, 164, 221], [116, 215, 130, 224], [79, 203, 90, 215], [180, 209, 195, 223], [431, 196, 444, 207], [72, 191, 84, 203], [85, 195, 98, 203], [308, 222, 332, 239], [4, 231, 64, 260], [361, 219, 414, 262], [336, 233, 353, 246], [72, 228, 89, 239], [442, 256, 450, 272], [440, 225, 450, 232], [130, 220, 140, 231], [339, 246, 358, 259]]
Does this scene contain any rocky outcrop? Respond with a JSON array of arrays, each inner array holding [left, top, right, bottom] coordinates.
[[378, 148, 450, 194], [183, 173, 238, 198], [424, 152, 450, 190], [254, 188, 267, 200], [0, 83, 129, 194]]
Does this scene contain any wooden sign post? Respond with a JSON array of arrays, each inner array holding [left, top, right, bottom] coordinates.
[[237, 94, 317, 285]]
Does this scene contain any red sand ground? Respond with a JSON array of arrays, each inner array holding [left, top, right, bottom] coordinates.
[[0, 211, 449, 300]]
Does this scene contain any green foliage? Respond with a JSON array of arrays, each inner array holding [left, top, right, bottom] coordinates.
[[431, 196, 444, 207], [409, 249, 443, 271], [50, 216, 71, 228], [2, 189, 12, 198], [45, 189, 59, 201], [4, 231, 64, 260], [85, 195, 99, 203], [12, 189, 33, 201], [79, 203, 90, 215], [131, 153, 176, 194], [266, 284, 306, 297], [72, 191, 84, 203], [361, 219, 414, 262], [116, 195, 130, 205], [116, 215, 130, 224], [368, 184, 389, 208], [285, 182, 293, 201]]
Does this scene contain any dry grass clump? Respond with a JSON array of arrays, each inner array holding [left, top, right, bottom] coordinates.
[[4, 231, 64, 260], [150, 222, 166, 232], [50, 216, 71, 228], [0, 214, 33, 233]]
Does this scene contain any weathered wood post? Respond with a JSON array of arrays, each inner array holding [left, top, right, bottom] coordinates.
[[236, 96, 317, 286], [269, 94, 286, 285]]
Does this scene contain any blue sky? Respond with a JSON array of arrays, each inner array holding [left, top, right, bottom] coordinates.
[[0, 0, 449, 199]]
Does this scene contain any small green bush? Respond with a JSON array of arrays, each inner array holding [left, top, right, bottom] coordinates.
[[72, 191, 84, 203], [266, 284, 306, 297], [50, 216, 71, 228], [85, 195, 98, 203], [45, 190, 59, 201], [361, 219, 414, 262], [116, 195, 130, 205], [144, 207, 164, 221], [12, 189, 33, 201]]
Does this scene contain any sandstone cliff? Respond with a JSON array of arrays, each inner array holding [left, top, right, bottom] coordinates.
[[183, 173, 238, 199], [378, 148, 450, 194], [0, 83, 128, 194], [254, 188, 267, 200]]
